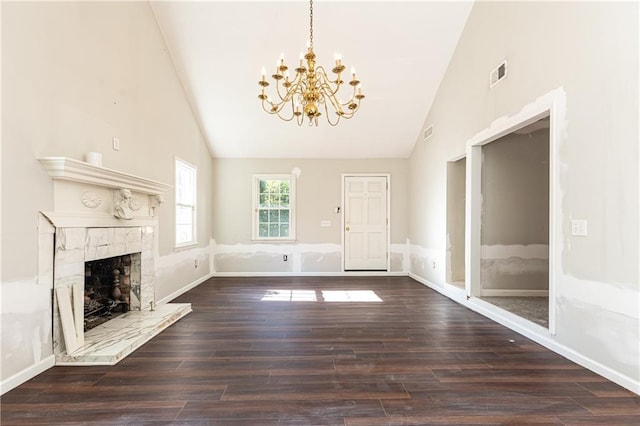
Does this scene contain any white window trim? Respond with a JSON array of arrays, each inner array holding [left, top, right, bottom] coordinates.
[[175, 157, 197, 249], [252, 173, 296, 242]]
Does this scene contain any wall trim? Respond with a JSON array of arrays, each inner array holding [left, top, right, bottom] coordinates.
[[212, 271, 407, 278], [480, 289, 549, 297], [408, 272, 639, 395], [1, 355, 55, 396], [157, 273, 214, 304]]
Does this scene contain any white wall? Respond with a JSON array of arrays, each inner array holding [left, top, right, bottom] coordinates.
[[211, 158, 409, 273], [481, 128, 549, 292], [1, 1, 214, 389], [409, 1, 638, 390]]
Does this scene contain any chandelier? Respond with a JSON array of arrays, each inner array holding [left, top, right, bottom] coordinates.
[[258, 0, 364, 126]]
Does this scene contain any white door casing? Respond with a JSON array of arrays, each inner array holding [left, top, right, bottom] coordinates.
[[343, 175, 389, 271]]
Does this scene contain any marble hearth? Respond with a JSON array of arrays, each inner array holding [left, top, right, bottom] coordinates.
[[57, 303, 191, 365], [39, 157, 191, 366]]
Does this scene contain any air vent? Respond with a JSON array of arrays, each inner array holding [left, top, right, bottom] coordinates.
[[423, 125, 434, 141], [489, 60, 507, 88]]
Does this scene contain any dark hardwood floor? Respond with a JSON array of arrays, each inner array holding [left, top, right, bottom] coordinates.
[[2, 276, 639, 425]]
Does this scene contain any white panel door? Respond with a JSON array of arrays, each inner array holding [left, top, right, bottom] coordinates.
[[344, 176, 388, 270]]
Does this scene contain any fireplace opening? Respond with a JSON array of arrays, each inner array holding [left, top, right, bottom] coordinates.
[[84, 253, 141, 331]]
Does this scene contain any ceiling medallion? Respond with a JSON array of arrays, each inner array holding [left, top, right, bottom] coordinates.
[[258, 0, 364, 127]]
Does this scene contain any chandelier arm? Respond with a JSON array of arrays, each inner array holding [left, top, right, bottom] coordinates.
[[323, 100, 341, 127], [274, 74, 305, 104], [338, 85, 358, 107], [273, 78, 290, 103], [315, 66, 344, 98], [323, 91, 344, 116], [261, 100, 279, 115], [318, 81, 347, 103], [273, 100, 297, 122], [275, 111, 297, 122], [261, 96, 290, 116]]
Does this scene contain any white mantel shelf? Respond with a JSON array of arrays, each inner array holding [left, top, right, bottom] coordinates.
[[38, 157, 171, 195]]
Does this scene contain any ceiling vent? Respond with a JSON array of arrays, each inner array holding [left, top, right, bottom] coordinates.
[[489, 60, 507, 88], [423, 125, 434, 141]]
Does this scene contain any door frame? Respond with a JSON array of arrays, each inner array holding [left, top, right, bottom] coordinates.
[[341, 173, 391, 272], [466, 90, 562, 335], [446, 152, 467, 285]]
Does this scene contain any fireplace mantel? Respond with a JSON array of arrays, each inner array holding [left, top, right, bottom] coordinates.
[[38, 157, 171, 195], [39, 157, 172, 223]]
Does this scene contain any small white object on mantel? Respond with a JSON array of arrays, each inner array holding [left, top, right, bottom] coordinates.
[[38, 157, 171, 222]]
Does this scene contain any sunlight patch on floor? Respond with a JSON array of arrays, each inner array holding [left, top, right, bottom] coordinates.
[[261, 289, 383, 302], [261, 289, 318, 301]]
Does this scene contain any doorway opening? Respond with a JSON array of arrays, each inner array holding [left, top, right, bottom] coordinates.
[[342, 174, 390, 271], [446, 156, 466, 290], [478, 116, 550, 328]]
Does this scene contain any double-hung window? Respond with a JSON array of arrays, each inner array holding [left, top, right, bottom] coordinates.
[[175, 158, 197, 247], [252, 174, 296, 240]]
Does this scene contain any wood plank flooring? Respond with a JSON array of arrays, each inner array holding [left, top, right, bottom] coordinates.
[[2, 276, 639, 425]]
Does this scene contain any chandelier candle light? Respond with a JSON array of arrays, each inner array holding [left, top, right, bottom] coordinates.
[[258, 0, 365, 126]]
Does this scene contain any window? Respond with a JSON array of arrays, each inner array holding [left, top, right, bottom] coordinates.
[[175, 158, 196, 247], [252, 174, 296, 240]]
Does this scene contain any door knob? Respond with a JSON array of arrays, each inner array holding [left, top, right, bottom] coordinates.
[[345, 226, 350, 231]]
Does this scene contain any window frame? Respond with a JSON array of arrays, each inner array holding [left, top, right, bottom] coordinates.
[[252, 173, 297, 241], [175, 157, 197, 249]]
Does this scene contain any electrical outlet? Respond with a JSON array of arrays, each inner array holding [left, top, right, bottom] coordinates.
[[283, 255, 288, 262], [571, 219, 588, 236], [112, 137, 120, 151]]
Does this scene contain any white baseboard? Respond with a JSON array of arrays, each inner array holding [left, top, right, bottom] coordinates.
[[480, 289, 549, 297], [211, 271, 407, 277], [1, 355, 55, 395], [409, 273, 468, 305], [408, 273, 639, 395], [157, 273, 214, 304]]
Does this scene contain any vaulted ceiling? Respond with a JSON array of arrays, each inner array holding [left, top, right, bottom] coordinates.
[[151, 1, 473, 159]]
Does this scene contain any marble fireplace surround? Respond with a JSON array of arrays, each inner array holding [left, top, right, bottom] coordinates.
[[39, 157, 192, 365]]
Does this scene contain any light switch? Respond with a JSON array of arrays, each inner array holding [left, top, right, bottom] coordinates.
[[320, 220, 332, 227]]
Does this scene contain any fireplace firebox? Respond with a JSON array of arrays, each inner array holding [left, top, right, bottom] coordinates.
[[84, 253, 141, 331]]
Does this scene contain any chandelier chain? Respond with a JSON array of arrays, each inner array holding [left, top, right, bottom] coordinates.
[[309, 0, 313, 48]]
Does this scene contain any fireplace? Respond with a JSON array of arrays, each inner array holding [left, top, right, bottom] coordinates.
[[38, 157, 191, 365], [84, 253, 141, 331]]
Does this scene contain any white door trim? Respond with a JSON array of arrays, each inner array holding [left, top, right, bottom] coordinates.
[[465, 87, 565, 336], [341, 173, 391, 272]]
